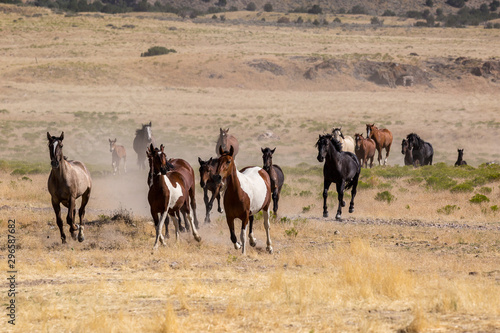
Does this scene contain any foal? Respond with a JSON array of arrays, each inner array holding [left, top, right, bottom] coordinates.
[[455, 149, 467, 166], [198, 157, 224, 224], [261, 147, 285, 214], [109, 138, 127, 175]]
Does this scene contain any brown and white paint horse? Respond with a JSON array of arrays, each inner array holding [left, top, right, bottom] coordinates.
[[147, 144, 201, 249], [198, 157, 224, 224], [109, 138, 127, 175], [366, 123, 393, 165], [213, 146, 273, 255], [216, 128, 239, 159], [47, 132, 92, 244]]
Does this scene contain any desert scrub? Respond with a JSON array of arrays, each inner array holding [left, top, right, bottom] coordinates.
[[437, 205, 460, 215], [450, 182, 474, 193], [375, 191, 395, 204], [469, 194, 490, 204], [141, 46, 176, 57]]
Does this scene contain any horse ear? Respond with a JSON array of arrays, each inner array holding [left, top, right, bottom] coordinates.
[[160, 144, 164, 152], [47, 132, 52, 140], [271, 147, 276, 154], [60, 132, 64, 140], [149, 143, 154, 152], [229, 146, 234, 156], [261, 147, 265, 153], [148, 121, 152, 126], [226, 128, 229, 132]]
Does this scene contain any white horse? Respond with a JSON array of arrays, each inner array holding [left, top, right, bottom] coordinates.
[[332, 127, 355, 153]]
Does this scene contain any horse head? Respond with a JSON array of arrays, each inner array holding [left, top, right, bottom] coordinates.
[[261, 147, 276, 171], [366, 124, 376, 138], [315, 134, 332, 162], [109, 138, 116, 153], [354, 133, 364, 151], [401, 139, 408, 154], [332, 127, 345, 140], [458, 149, 464, 157], [406, 133, 421, 150], [198, 157, 214, 188], [148, 144, 173, 176], [218, 127, 231, 151], [213, 146, 234, 184], [47, 131, 64, 169]]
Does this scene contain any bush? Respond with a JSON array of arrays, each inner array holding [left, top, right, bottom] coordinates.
[[437, 204, 460, 215], [263, 3, 273, 12], [382, 10, 396, 16], [296, 16, 303, 24], [375, 191, 395, 204], [425, 0, 434, 7], [469, 194, 490, 204], [333, 17, 342, 23], [141, 46, 176, 57], [350, 5, 367, 14], [246, 2, 256, 11], [277, 16, 290, 24], [370, 16, 384, 25], [308, 5, 322, 14], [446, 0, 465, 8], [450, 182, 474, 193]]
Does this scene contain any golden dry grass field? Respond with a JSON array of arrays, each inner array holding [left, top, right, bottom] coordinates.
[[0, 4, 500, 332]]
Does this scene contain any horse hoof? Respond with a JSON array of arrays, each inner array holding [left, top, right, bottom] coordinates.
[[218, 208, 223, 214], [266, 246, 274, 254], [194, 235, 201, 242], [234, 242, 241, 250], [78, 234, 84, 242], [341, 201, 346, 207], [250, 238, 257, 247], [335, 214, 342, 220], [323, 212, 328, 218], [179, 227, 186, 233], [349, 207, 354, 213]]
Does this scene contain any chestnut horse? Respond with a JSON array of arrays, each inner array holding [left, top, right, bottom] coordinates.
[[261, 147, 285, 214], [401, 139, 414, 166], [455, 149, 467, 166], [354, 133, 376, 168], [213, 146, 273, 255], [316, 134, 360, 220], [133, 122, 155, 170], [198, 157, 224, 224], [366, 124, 393, 165], [332, 127, 355, 153], [147, 144, 201, 249], [109, 138, 127, 175], [216, 128, 239, 158], [47, 132, 92, 244]]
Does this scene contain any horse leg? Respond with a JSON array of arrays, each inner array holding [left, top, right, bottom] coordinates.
[[335, 181, 346, 220], [188, 185, 199, 229], [377, 147, 382, 165], [226, 217, 241, 250], [263, 208, 273, 254], [153, 211, 168, 249], [203, 188, 211, 224], [170, 212, 180, 242], [217, 186, 225, 214], [272, 188, 279, 215], [216, 191, 223, 213], [322, 180, 332, 218], [52, 200, 66, 244], [176, 211, 186, 232], [123, 156, 127, 174], [67, 197, 79, 241], [349, 174, 359, 214], [384, 144, 391, 165], [77, 189, 90, 242], [183, 206, 201, 242], [248, 215, 257, 247], [240, 214, 249, 255]]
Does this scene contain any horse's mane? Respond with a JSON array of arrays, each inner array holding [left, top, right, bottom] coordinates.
[[316, 134, 343, 152], [406, 133, 424, 149]]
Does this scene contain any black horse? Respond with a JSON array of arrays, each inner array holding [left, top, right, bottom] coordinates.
[[315, 134, 360, 220], [261, 147, 285, 215], [401, 139, 414, 166], [455, 149, 467, 166], [406, 133, 433, 167], [133, 122, 155, 170]]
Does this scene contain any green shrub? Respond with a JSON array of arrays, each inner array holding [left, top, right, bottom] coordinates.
[[450, 182, 474, 193], [263, 3, 273, 12], [141, 46, 176, 57], [491, 205, 499, 212], [479, 186, 492, 194], [425, 175, 457, 191], [375, 191, 395, 204], [437, 204, 460, 215], [469, 194, 490, 204], [285, 227, 298, 238]]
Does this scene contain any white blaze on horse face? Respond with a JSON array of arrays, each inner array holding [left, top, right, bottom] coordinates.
[[238, 167, 268, 215], [146, 127, 152, 141], [162, 175, 183, 209], [52, 141, 59, 158]]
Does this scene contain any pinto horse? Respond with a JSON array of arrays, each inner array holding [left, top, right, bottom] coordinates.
[[198, 157, 224, 224], [354, 133, 376, 168], [216, 128, 239, 159], [316, 134, 360, 220], [401, 139, 414, 166], [406, 133, 433, 167], [366, 124, 393, 165], [261, 147, 285, 214], [213, 146, 273, 255], [47, 132, 92, 244], [147, 144, 201, 249], [133, 122, 155, 170], [455, 149, 467, 166], [109, 138, 127, 175], [332, 127, 355, 153]]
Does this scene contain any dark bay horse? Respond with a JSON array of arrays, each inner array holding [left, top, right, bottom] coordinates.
[[406, 133, 433, 167], [261, 147, 285, 214], [401, 139, 414, 166], [316, 134, 360, 220], [216, 128, 239, 159], [47, 132, 92, 244], [133, 122, 155, 170], [109, 138, 127, 175], [354, 133, 376, 168], [147, 144, 201, 249], [213, 146, 273, 255], [455, 149, 467, 166], [366, 124, 393, 165], [198, 157, 224, 224]]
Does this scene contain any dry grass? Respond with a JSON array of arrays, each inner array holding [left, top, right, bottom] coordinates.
[[0, 5, 499, 332]]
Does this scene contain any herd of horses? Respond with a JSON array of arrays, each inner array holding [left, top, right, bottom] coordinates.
[[46, 122, 467, 253]]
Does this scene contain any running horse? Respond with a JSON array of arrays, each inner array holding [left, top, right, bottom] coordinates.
[[332, 127, 355, 153], [47, 132, 92, 244], [109, 138, 127, 175], [366, 124, 393, 165], [316, 134, 360, 220], [198, 157, 224, 224], [354, 133, 376, 168], [147, 144, 201, 249], [212, 146, 273, 255], [261, 147, 285, 214], [133, 122, 155, 170], [216, 128, 239, 159]]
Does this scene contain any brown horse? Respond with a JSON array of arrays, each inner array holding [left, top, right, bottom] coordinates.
[[366, 124, 393, 165], [147, 144, 201, 249], [109, 138, 127, 175], [213, 146, 273, 255], [261, 147, 285, 214], [198, 157, 224, 224], [354, 134, 376, 168], [47, 132, 92, 244], [216, 128, 239, 158]]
